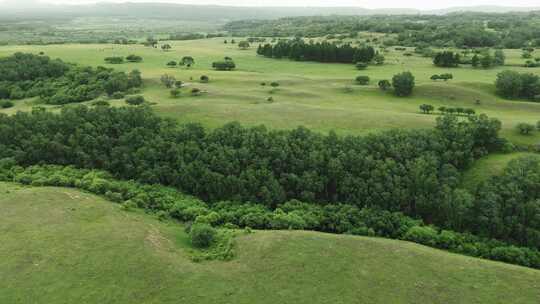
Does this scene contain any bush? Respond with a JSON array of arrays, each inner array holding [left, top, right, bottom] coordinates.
[[517, 123, 535, 135], [0, 100, 14, 109], [200, 75, 209, 83], [111, 92, 125, 99], [404, 226, 439, 246], [212, 60, 236, 71], [355, 62, 368, 70], [125, 95, 145, 105], [104, 56, 124, 64], [92, 99, 110, 107], [355, 76, 370, 85], [378, 79, 391, 91], [126, 54, 143, 63], [190, 223, 217, 248]]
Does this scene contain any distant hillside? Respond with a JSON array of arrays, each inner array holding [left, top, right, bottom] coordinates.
[[0, 2, 538, 20], [1, 182, 539, 304]]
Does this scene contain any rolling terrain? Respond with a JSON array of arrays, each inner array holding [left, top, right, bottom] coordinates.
[[0, 38, 539, 145], [1, 182, 540, 304]]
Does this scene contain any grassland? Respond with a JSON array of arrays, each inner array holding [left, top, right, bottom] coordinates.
[[0, 39, 540, 145], [1, 181, 540, 304]]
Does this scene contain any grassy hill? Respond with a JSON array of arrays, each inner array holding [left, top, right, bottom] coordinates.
[[1, 39, 540, 146], [1, 181, 540, 304]]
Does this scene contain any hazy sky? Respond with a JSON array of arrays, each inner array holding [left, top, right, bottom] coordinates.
[[2, 0, 540, 10]]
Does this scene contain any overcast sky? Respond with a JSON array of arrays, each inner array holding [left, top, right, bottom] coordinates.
[[1, 0, 539, 10]]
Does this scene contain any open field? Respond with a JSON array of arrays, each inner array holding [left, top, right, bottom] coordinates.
[[1, 182, 540, 304], [0, 39, 540, 145]]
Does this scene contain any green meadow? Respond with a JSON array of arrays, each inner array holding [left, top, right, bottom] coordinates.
[[1, 182, 540, 304], [0, 39, 539, 145]]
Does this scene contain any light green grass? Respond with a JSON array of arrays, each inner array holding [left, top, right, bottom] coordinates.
[[461, 152, 540, 190], [1, 40, 540, 145], [1, 182, 540, 304]]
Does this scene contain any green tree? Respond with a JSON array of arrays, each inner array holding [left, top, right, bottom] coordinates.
[[419, 104, 434, 114], [181, 56, 195, 68], [378, 79, 391, 91], [392, 71, 415, 97]]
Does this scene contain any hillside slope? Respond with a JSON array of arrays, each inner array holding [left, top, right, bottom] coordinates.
[[1, 182, 539, 304]]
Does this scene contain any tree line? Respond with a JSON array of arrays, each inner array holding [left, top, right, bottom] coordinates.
[[0, 53, 142, 104], [257, 39, 378, 64]]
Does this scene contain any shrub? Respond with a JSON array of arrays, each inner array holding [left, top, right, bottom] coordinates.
[[200, 75, 209, 83], [111, 92, 125, 99], [378, 79, 391, 91], [404, 226, 438, 246], [212, 60, 236, 71], [190, 223, 217, 248], [270, 82, 280, 88], [355, 76, 370, 85], [355, 62, 368, 70], [125, 95, 145, 106], [0, 100, 14, 109], [92, 99, 110, 107], [104, 56, 124, 64], [166, 61, 177, 68], [517, 122, 535, 135], [126, 54, 142, 63], [191, 88, 201, 96]]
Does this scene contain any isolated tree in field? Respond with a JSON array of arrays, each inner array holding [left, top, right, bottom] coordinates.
[[200, 75, 209, 83], [224, 39, 228, 44], [125, 95, 145, 106], [104, 56, 124, 64], [378, 79, 391, 91], [494, 50, 506, 66], [167, 61, 177, 68], [161, 44, 172, 51], [373, 53, 385, 65], [355, 62, 368, 70], [160, 74, 176, 88], [495, 70, 540, 99], [392, 71, 415, 96], [355, 75, 370, 85], [439, 73, 453, 81], [181, 56, 195, 68], [471, 54, 480, 67], [270, 82, 280, 88], [174, 80, 183, 88], [212, 60, 236, 71], [238, 41, 251, 50], [517, 123, 535, 135], [419, 104, 434, 114], [431, 75, 440, 81]]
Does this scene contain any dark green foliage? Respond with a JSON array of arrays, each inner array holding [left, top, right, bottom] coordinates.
[[378, 79, 391, 91], [419, 104, 434, 114], [433, 51, 460, 67], [355, 62, 368, 70], [258, 40, 375, 64], [200, 75, 209, 83], [392, 71, 415, 96], [0, 100, 14, 108], [104, 56, 124, 64], [212, 60, 236, 71], [125, 54, 143, 63], [0, 53, 140, 104], [125, 95, 145, 105], [190, 223, 217, 248], [495, 70, 540, 100], [516, 123, 535, 135], [167, 61, 177, 67], [355, 76, 370, 85]]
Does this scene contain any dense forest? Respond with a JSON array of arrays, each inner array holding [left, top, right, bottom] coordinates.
[[257, 39, 377, 63], [1, 105, 540, 267], [0, 53, 142, 104], [226, 12, 540, 48]]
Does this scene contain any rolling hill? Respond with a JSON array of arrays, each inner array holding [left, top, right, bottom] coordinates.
[[1, 181, 539, 304]]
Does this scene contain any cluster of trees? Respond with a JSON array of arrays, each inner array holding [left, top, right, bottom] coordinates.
[[225, 13, 540, 49], [166, 56, 195, 68], [495, 70, 540, 101], [212, 57, 236, 71], [257, 39, 381, 65], [0, 53, 142, 104], [419, 105, 476, 116], [0, 105, 507, 241], [2, 162, 539, 269], [104, 55, 142, 64]]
